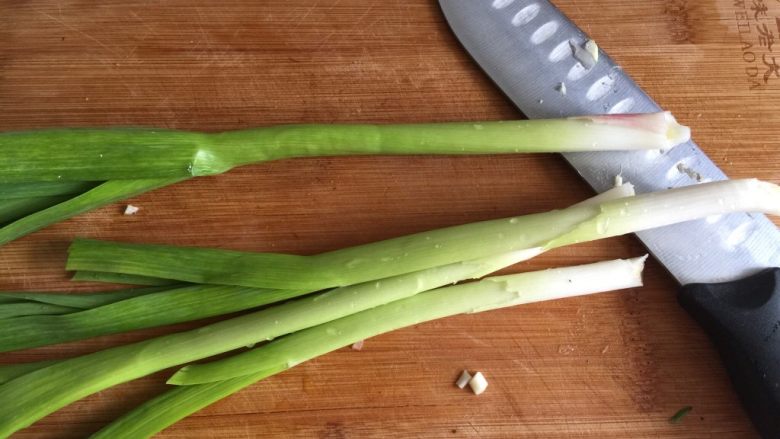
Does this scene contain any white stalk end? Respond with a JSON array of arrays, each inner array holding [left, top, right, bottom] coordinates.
[[472, 256, 646, 313], [571, 112, 691, 150], [519, 255, 646, 302], [548, 179, 780, 250], [662, 112, 692, 149], [614, 179, 780, 232]]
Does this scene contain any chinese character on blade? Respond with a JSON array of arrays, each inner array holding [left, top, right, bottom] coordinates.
[[750, 0, 768, 20], [763, 54, 780, 83], [757, 24, 775, 51]]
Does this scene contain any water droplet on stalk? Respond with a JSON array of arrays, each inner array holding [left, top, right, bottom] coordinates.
[[596, 217, 610, 234], [345, 258, 363, 269]]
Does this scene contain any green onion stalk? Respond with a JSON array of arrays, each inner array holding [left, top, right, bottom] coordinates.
[[66, 179, 780, 289], [0, 113, 687, 246], [95, 257, 646, 439], [0, 113, 688, 182]]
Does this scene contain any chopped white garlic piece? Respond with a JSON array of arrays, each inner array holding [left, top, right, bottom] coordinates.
[[351, 340, 364, 351], [584, 40, 599, 63], [124, 205, 140, 215], [570, 39, 599, 69], [468, 371, 488, 395], [455, 370, 472, 389]]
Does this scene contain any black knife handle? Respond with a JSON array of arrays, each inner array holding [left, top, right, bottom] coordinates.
[[678, 268, 780, 439]]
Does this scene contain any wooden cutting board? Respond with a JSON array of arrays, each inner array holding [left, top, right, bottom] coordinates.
[[1, 0, 779, 437]]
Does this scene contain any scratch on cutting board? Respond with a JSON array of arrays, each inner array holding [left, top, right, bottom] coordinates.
[[299, 2, 319, 22], [314, 2, 378, 50], [195, 7, 215, 52], [325, 0, 343, 12], [314, 31, 338, 49], [129, 10, 156, 34], [118, 13, 157, 67], [523, 338, 569, 420], [290, 1, 322, 30], [33, 9, 118, 57], [461, 332, 492, 348], [489, 374, 526, 421], [154, 27, 244, 111], [353, 2, 378, 27], [120, 45, 139, 64], [108, 9, 159, 98]]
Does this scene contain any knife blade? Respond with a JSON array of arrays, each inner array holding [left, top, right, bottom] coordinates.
[[439, 0, 780, 285], [439, 1, 779, 437]]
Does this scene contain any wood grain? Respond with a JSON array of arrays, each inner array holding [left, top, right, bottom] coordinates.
[[1, 0, 778, 437]]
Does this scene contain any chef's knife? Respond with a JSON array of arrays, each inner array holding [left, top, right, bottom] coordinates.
[[439, 1, 780, 437]]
